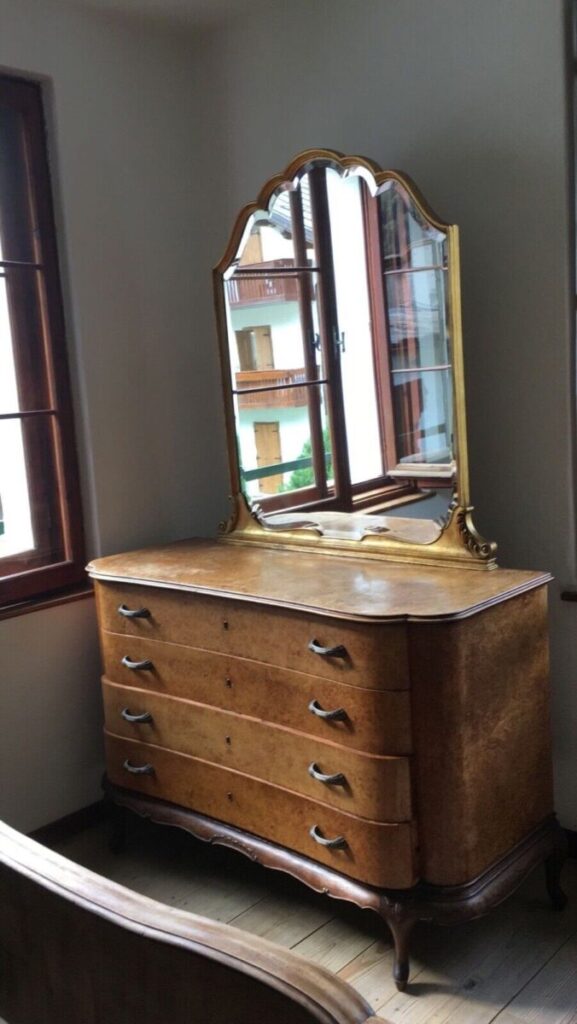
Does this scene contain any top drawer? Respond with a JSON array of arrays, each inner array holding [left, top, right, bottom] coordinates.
[[95, 582, 409, 690]]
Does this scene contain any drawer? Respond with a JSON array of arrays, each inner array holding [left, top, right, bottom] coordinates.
[[105, 732, 417, 889], [103, 681, 412, 821], [99, 633, 411, 755], [96, 582, 408, 690]]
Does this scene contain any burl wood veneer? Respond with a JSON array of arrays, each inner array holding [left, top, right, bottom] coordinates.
[[88, 539, 566, 991]]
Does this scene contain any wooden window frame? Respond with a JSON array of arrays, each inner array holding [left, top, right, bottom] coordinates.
[[0, 74, 85, 609]]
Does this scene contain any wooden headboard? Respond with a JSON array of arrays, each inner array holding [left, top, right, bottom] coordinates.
[[0, 820, 383, 1024]]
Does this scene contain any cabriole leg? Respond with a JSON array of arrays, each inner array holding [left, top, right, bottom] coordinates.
[[385, 912, 415, 992]]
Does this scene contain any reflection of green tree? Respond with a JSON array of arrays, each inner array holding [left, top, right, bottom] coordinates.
[[285, 428, 332, 490]]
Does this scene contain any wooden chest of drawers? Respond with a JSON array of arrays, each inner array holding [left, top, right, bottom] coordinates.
[[88, 538, 565, 989]]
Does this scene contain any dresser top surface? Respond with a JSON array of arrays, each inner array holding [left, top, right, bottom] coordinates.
[[87, 539, 551, 623]]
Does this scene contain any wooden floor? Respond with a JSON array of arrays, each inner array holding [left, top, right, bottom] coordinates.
[[52, 817, 577, 1024]]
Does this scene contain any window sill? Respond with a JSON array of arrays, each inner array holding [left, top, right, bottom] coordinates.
[[350, 485, 436, 515], [0, 582, 94, 622]]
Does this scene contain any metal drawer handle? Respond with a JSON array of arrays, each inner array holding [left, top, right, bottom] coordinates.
[[308, 639, 348, 659], [118, 604, 151, 619], [309, 825, 347, 849], [123, 759, 154, 775], [121, 655, 153, 671], [308, 762, 346, 786], [121, 707, 153, 724], [308, 699, 348, 722]]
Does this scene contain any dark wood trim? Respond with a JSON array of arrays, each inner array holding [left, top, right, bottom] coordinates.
[[29, 799, 108, 847], [560, 589, 577, 601], [290, 186, 328, 498], [0, 580, 93, 621], [566, 828, 577, 858], [104, 781, 567, 993], [0, 74, 85, 607]]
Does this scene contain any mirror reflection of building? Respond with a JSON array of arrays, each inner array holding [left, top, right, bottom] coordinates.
[[222, 157, 456, 532]]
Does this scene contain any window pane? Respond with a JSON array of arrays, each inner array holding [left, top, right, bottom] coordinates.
[[0, 415, 65, 565], [378, 180, 446, 271], [235, 180, 316, 270], [236, 216, 296, 269], [235, 383, 331, 501], [391, 367, 453, 465], [326, 168, 384, 485], [225, 272, 323, 380], [0, 266, 51, 413], [0, 104, 37, 263], [0, 418, 34, 557], [386, 268, 450, 371]]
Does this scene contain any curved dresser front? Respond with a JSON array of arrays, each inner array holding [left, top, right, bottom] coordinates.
[[88, 538, 561, 988]]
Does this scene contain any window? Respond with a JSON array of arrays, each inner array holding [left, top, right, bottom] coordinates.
[[221, 160, 454, 514], [0, 75, 84, 608]]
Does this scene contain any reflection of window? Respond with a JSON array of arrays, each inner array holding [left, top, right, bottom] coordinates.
[[224, 165, 453, 514], [0, 75, 84, 608], [374, 186, 452, 474], [235, 326, 274, 371]]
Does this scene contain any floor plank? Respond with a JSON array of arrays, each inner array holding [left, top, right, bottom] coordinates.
[[49, 821, 577, 1024], [228, 892, 332, 946], [374, 867, 577, 1023], [492, 933, 577, 1024], [55, 817, 270, 921], [293, 912, 384, 973]]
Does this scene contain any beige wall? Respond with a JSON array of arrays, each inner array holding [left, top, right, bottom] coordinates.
[[0, 0, 229, 830], [199, 0, 577, 828], [0, 599, 102, 833], [1, 0, 575, 831]]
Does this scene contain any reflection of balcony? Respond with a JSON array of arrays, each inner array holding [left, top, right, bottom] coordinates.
[[226, 260, 299, 307], [236, 368, 308, 409]]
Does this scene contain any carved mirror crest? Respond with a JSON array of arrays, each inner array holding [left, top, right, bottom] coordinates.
[[213, 150, 495, 568]]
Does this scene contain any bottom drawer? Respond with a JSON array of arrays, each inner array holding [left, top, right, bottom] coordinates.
[[105, 732, 417, 889]]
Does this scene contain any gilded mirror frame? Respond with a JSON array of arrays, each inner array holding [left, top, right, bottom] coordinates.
[[213, 149, 496, 569]]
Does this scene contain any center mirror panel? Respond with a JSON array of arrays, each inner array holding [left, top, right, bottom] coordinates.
[[217, 152, 463, 542]]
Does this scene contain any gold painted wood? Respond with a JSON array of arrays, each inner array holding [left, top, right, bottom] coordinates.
[[102, 680, 412, 822], [220, 492, 498, 571], [99, 633, 412, 755], [88, 539, 550, 623], [105, 732, 417, 889], [213, 149, 491, 569], [94, 578, 410, 689]]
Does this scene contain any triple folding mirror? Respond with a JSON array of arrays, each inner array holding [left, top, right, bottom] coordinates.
[[213, 150, 494, 567]]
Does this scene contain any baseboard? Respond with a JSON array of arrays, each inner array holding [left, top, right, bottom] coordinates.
[[566, 829, 577, 859], [29, 800, 109, 848]]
